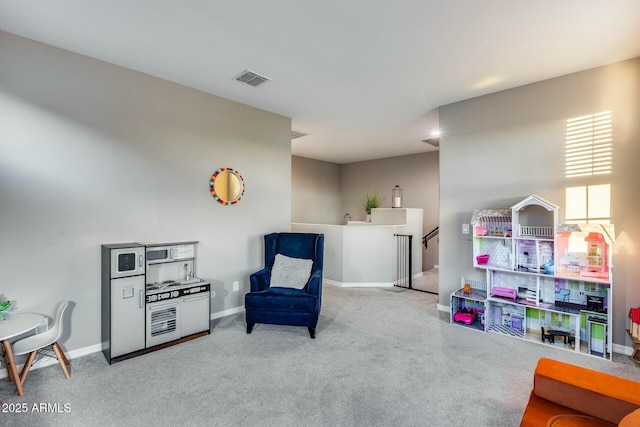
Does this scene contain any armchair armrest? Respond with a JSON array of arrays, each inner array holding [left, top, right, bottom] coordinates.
[[250, 267, 271, 292], [306, 270, 323, 310]]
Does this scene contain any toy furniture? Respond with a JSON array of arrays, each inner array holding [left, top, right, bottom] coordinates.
[[540, 327, 553, 343], [463, 283, 472, 294], [245, 232, 324, 339], [520, 358, 640, 427], [546, 329, 575, 345], [491, 286, 517, 301], [554, 288, 570, 303]]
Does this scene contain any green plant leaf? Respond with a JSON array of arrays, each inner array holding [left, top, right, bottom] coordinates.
[[364, 192, 384, 214]]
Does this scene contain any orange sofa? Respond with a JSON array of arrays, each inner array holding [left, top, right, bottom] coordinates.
[[520, 358, 640, 426]]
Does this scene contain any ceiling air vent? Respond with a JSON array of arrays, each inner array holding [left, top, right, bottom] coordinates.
[[291, 130, 308, 140], [422, 138, 440, 147], [235, 69, 270, 87]]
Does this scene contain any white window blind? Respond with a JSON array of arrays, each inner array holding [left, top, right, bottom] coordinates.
[[565, 111, 612, 178]]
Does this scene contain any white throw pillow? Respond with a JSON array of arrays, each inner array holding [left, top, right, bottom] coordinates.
[[270, 254, 313, 289]]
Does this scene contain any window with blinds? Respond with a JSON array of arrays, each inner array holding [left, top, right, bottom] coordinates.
[[565, 111, 612, 178]]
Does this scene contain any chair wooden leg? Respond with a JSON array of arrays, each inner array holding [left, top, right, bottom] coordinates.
[[19, 351, 37, 384], [54, 342, 70, 366], [308, 327, 316, 339], [246, 323, 254, 334], [52, 342, 70, 379]]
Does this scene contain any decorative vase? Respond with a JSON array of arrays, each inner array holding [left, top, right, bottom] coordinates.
[[366, 214, 371, 222]]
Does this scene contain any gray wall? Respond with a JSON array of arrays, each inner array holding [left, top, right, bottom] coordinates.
[[439, 57, 640, 347], [0, 32, 292, 353], [291, 156, 342, 225], [341, 152, 440, 270]]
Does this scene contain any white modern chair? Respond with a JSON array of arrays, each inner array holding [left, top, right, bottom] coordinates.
[[11, 301, 70, 386]]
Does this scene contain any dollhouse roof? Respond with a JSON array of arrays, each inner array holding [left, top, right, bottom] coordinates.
[[470, 209, 511, 226], [511, 194, 559, 212]]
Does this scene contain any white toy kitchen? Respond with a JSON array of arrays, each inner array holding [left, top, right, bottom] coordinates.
[[101, 241, 212, 364]]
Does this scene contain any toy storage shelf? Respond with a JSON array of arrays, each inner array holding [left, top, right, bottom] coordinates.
[[463, 195, 614, 360]]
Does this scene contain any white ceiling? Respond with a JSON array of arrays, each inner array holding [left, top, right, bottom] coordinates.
[[1, 1, 640, 164]]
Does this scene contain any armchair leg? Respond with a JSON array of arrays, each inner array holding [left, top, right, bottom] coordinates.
[[247, 323, 254, 334], [308, 327, 316, 339]]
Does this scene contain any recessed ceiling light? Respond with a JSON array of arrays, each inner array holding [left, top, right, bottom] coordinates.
[[235, 69, 270, 87]]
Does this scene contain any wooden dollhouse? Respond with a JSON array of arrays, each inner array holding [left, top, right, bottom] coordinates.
[[452, 195, 614, 360]]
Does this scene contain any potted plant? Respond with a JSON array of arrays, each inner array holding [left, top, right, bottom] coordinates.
[[364, 192, 384, 221], [0, 299, 11, 320]]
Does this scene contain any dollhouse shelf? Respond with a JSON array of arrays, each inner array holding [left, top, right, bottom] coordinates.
[[458, 195, 614, 360]]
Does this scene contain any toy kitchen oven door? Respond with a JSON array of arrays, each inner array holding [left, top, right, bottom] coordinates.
[[145, 281, 211, 347]]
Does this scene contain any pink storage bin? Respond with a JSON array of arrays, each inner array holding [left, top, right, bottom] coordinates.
[[476, 254, 490, 265]]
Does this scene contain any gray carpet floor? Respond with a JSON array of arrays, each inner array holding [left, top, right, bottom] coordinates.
[[409, 269, 439, 294], [2, 284, 640, 427]]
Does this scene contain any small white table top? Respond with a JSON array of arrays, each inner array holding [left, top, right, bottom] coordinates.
[[0, 313, 44, 341]]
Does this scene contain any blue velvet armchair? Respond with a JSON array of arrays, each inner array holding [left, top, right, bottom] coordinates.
[[245, 232, 324, 338]]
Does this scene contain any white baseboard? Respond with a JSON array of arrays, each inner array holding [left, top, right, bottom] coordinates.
[[613, 343, 633, 356], [324, 273, 422, 288], [211, 306, 244, 320], [324, 279, 394, 288], [437, 303, 449, 312]]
